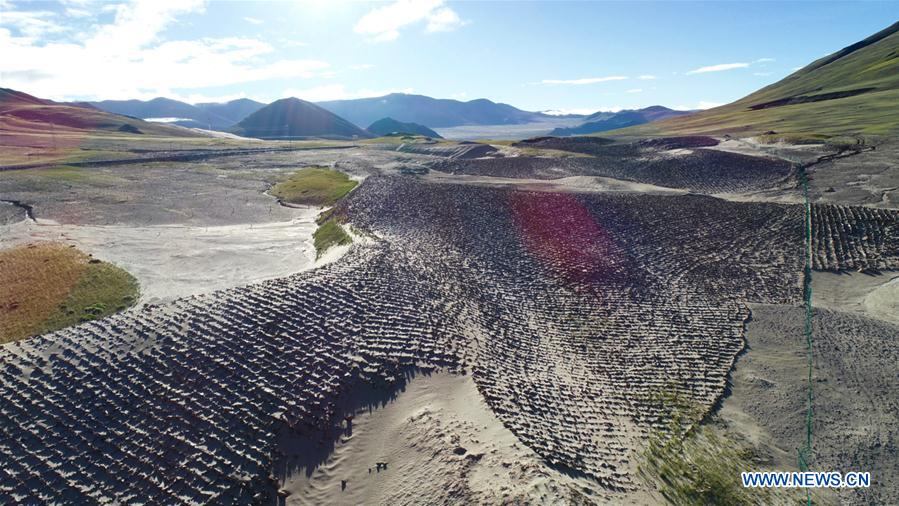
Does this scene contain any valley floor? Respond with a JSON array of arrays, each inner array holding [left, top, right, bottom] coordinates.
[[1, 134, 897, 505]]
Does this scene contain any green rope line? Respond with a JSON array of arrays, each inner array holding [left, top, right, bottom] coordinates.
[[798, 165, 814, 506]]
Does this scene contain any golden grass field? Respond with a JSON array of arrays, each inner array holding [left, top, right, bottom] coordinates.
[[0, 242, 139, 344]]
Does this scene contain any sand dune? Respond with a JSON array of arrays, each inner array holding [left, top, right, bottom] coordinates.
[[279, 371, 650, 505]]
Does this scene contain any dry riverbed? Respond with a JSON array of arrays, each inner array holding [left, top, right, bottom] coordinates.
[[0, 207, 320, 305]]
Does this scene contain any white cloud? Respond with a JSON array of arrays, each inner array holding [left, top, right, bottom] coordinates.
[[540, 107, 599, 116], [626, 88, 642, 93], [686, 62, 749, 75], [637, 75, 657, 80], [86, 0, 207, 53], [450, 91, 468, 99], [65, 8, 92, 18], [542, 108, 602, 116], [755, 57, 775, 63], [244, 17, 263, 25], [354, 0, 465, 42], [539, 76, 628, 85], [144, 117, 193, 123], [279, 38, 310, 48], [0, 9, 67, 38], [674, 102, 722, 110], [426, 6, 463, 32], [753, 72, 772, 77], [0, 1, 331, 100], [544, 106, 626, 115], [283, 84, 414, 102]]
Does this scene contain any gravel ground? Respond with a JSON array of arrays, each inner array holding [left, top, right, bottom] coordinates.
[[0, 148, 429, 226], [720, 303, 899, 506], [0, 201, 27, 224], [807, 139, 899, 209]]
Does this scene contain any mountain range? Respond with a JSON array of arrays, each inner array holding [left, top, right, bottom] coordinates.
[[549, 106, 691, 136], [88, 97, 265, 131], [86, 93, 555, 132], [366, 117, 442, 138], [317, 93, 549, 128], [194, 99, 267, 127], [230, 97, 374, 140]]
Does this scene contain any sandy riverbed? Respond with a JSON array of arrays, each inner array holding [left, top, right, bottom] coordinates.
[[0, 206, 321, 305]]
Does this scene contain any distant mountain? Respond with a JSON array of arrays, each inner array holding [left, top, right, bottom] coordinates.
[[195, 99, 265, 126], [0, 88, 196, 137], [539, 110, 590, 119], [0, 88, 46, 108], [90, 97, 236, 130], [317, 93, 546, 128], [367, 117, 442, 138], [63, 101, 102, 111], [581, 111, 617, 122], [617, 21, 899, 137], [231, 97, 374, 140], [550, 106, 691, 136]]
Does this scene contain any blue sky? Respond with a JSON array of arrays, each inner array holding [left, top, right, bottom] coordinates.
[[1, 0, 895, 113]]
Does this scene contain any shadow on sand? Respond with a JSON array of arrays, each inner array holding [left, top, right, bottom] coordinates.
[[270, 364, 438, 504]]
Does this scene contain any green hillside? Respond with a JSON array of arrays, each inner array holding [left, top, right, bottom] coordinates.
[[367, 117, 442, 138], [612, 21, 899, 139]]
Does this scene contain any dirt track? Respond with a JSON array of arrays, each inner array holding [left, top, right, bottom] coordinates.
[[0, 145, 356, 172]]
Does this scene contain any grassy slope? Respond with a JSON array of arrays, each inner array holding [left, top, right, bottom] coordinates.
[[312, 219, 352, 258], [39, 260, 139, 334], [0, 103, 199, 138], [641, 423, 792, 505], [270, 167, 358, 206], [0, 90, 235, 167], [0, 243, 138, 344], [637, 393, 811, 505], [611, 21, 899, 138], [268, 167, 359, 257]]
